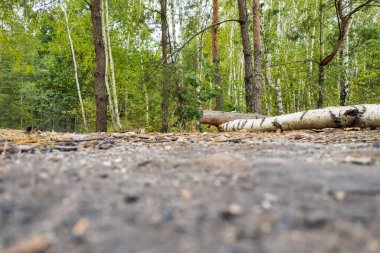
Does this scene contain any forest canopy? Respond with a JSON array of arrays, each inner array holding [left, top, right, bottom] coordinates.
[[0, 0, 379, 132]]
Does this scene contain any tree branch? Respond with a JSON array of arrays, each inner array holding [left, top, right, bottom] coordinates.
[[161, 19, 241, 66], [83, 0, 91, 8], [269, 59, 319, 68], [321, 0, 376, 66], [347, 0, 376, 19], [145, 7, 161, 14], [334, 0, 342, 36]]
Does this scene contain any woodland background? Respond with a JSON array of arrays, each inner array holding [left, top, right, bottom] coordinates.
[[0, 0, 379, 132]]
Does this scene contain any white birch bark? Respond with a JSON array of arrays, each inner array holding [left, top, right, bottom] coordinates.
[[340, 0, 353, 106], [125, 89, 128, 121], [196, 26, 203, 111], [276, 0, 282, 38], [228, 23, 234, 99], [309, 4, 317, 79], [265, 0, 284, 115], [101, 0, 116, 130], [221, 104, 380, 132], [306, 2, 318, 109], [60, 0, 88, 132], [170, 0, 176, 52], [137, 0, 149, 126], [105, 0, 122, 130], [353, 53, 358, 78], [275, 78, 284, 115]]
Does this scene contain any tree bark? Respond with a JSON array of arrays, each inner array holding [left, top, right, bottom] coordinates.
[[105, 0, 122, 130], [221, 104, 380, 132], [212, 0, 224, 111], [227, 23, 234, 100], [252, 0, 262, 113], [200, 110, 264, 127], [317, 64, 325, 109], [237, 0, 254, 113], [170, 0, 176, 53], [317, 0, 325, 109], [90, 0, 107, 132], [340, 0, 353, 106], [265, 53, 284, 115], [274, 78, 284, 115], [60, 0, 88, 132], [160, 0, 170, 132], [101, 0, 116, 130], [307, 2, 318, 108]]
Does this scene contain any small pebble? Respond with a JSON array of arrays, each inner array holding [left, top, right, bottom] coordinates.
[[102, 161, 112, 167], [124, 195, 140, 204], [162, 207, 175, 221], [334, 191, 346, 201], [344, 156, 374, 165], [228, 204, 243, 216], [220, 204, 243, 221], [179, 189, 192, 199], [72, 218, 90, 237], [261, 199, 272, 210]]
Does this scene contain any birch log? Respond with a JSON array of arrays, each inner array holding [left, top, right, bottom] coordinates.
[[221, 104, 380, 132], [200, 110, 264, 126]]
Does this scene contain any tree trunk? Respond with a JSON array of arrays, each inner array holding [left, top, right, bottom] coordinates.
[[90, 0, 107, 132], [212, 0, 224, 111], [275, 78, 284, 115], [340, 0, 353, 106], [307, 2, 317, 108], [227, 23, 234, 99], [105, 0, 122, 130], [317, 64, 325, 108], [237, 0, 254, 112], [221, 104, 380, 132], [170, 0, 176, 53], [200, 110, 264, 127], [101, 0, 116, 130], [252, 0, 262, 113], [60, 0, 88, 132], [265, 53, 284, 115], [196, 0, 203, 120], [160, 0, 170, 132], [317, 0, 324, 108]]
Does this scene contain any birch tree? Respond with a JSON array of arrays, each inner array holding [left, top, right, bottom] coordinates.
[[339, 0, 353, 106], [212, 0, 224, 111], [237, 0, 254, 112], [60, 0, 88, 132], [252, 0, 262, 113], [101, 0, 116, 130], [105, 0, 122, 130]]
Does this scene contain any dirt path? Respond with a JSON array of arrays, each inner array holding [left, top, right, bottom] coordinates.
[[1, 129, 380, 253]]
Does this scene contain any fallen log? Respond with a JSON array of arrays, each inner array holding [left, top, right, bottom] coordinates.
[[220, 104, 380, 132], [200, 110, 264, 127]]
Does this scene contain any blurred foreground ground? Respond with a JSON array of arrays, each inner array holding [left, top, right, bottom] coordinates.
[[0, 129, 380, 253]]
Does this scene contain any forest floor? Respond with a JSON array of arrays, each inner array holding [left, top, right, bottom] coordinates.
[[0, 128, 380, 253]]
